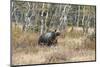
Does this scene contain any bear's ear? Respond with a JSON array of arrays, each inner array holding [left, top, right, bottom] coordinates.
[[54, 29, 57, 32]]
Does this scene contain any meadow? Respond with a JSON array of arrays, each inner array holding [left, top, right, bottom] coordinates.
[[12, 24, 96, 65]]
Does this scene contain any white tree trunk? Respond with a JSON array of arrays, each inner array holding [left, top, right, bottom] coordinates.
[[82, 6, 85, 33], [77, 6, 80, 27], [40, 3, 45, 35], [59, 5, 71, 31]]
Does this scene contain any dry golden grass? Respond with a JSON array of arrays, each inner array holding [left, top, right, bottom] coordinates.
[[12, 25, 96, 65]]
